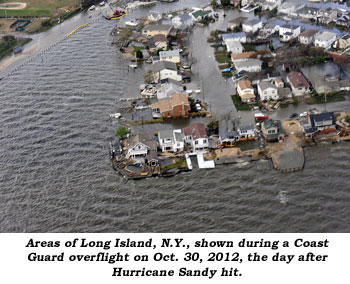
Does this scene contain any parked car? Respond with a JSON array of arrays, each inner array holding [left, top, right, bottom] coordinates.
[[195, 103, 202, 111], [289, 112, 298, 118], [89, 5, 96, 10], [182, 75, 191, 83], [100, 1, 106, 6], [182, 65, 191, 70], [300, 112, 308, 117]]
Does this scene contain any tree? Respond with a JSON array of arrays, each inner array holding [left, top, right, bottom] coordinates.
[[136, 49, 143, 60], [210, 0, 218, 7], [345, 115, 350, 123], [221, 0, 230, 6], [115, 126, 130, 138]]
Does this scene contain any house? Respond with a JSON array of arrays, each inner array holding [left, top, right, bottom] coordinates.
[[159, 50, 180, 64], [222, 32, 247, 44], [302, 112, 336, 136], [150, 61, 181, 83], [278, 1, 304, 16], [298, 6, 319, 20], [148, 13, 162, 22], [142, 24, 173, 37], [233, 58, 262, 73], [126, 133, 158, 162], [219, 127, 239, 147], [286, 71, 310, 96], [261, 23, 279, 34], [184, 123, 209, 152], [261, 119, 285, 142], [190, 8, 213, 22], [237, 80, 256, 104], [318, 8, 338, 25], [158, 129, 185, 152], [279, 24, 301, 42], [274, 77, 284, 88], [314, 31, 337, 48], [258, 81, 279, 101], [152, 93, 189, 118], [231, 51, 256, 61], [278, 87, 292, 99], [242, 19, 263, 33], [156, 81, 183, 100], [257, 0, 282, 11], [172, 13, 193, 28], [334, 35, 350, 50], [238, 125, 255, 141], [151, 34, 167, 52], [226, 41, 243, 54], [227, 17, 248, 30], [335, 14, 350, 27], [299, 29, 319, 45]]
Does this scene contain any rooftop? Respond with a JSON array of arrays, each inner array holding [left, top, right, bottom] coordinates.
[[234, 59, 262, 69], [143, 24, 172, 32], [259, 81, 277, 91], [244, 18, 262, 26], [184, 123, 208, 140], [238, 80, 253, 90], [299, 29, 319, 38], [151, 61, 177, 72], [159, 49, 180, 58], [287, 71, 309, 88], [315, 31, 337, 42]]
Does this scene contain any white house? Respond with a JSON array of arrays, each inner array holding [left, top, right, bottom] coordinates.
[[258, 81, 279, 101], [233, 59, 262, 73], [237, 80, 256, 104], [314, 31, 337, 49], [222, 32, 247, 44], [156, 81, 183, 100], [159, 50, 180, 64], [299, 29, 319, 45], [226, 41, 243, 54], [279, 2, 304, 16], [158, 129, 184, 152], [171, 13, 193, 28], [287, 71, 310, 96], [150, 61, 181, 83], [242, 19, 263, 33], [126, 133, 150, 161], [184, 123, 209, 152], [238, 125, 256, 140], [279, 24, 301, 42]]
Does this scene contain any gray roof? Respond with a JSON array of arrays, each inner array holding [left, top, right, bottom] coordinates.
[[177, 13, 191, 22], [234, 59, 262, 69], [281, 24, 300, 30], [239, 125, 255, 131], [159, 49, 180, 58], [222, 32, 246, 40], [310, 112, 335, 127], [151, 61, 177, 72], [174, 130, 184, 142], [158, 129, 174, 140], [244, 18, 261, 26], [143, 24, 172, 32], [315, 31, 337, 41], [259, 81, 277, 91]]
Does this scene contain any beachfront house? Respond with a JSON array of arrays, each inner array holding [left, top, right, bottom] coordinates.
[[184, 123, 209, 152], [302, 112, 336, 136], [142, 24, 173, 37], [172, 13, 193, 28], [242, 19, 263, 33], [237, 80, 256, 104], [233, 59, 262, 73], [258, 81, 279, 101], [286, 71, 310, 96], [226, 41, 243, 54], [158, 129, 185, 152], [238, 125, 255, 141], [150, 61, 181, 83], [314, 31, 337, 49], [152, 93, 189, 118], [159, 50, 180, 64], [261, 119, 285, 142], [279, 24, 301, 42], [299, 29, 319, 45], [126, 133, 153, 161]]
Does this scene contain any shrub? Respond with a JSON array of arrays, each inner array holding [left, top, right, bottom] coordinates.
[[345, 115, 350, 123]]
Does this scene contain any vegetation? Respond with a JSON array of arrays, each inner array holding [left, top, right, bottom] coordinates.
[[136, 49, 143, 60], [243, 44, 256, 52], [207, 120, 219, 135], [132, 46, 144, 55], [221, 0, 231, 6], [345, 115, 350, 123], [214, 51, 231, 64], [114, 126, 130, 138], [268, 7, 278, 18], [306, 93, 345, 104], [0, 36, 32, 60], [293, 97, 299, 105], [231, 95, 251, 111], [162, 158, 186, 171], [233, 26, 242, 33], [222, 71, 233, 77]]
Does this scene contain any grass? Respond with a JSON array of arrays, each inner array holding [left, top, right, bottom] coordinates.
[[243, 44, 256, 52], [0, 37, 31, 59], [132, 46, 144, 55], [306, 93, 345, 104], [214, 51, 231, 64], [162, 158, 186, 171], [231, 95, 251, 111], [0, 0, 80, 17]]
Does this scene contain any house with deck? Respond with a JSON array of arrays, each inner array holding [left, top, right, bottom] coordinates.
[[184, 123, 209, 152], [158, 129, 185, 152], [152, 93, 189, 118], [150, 61, 181, 83], [302, 112, 336, 136], [126, 133, 158, 163]]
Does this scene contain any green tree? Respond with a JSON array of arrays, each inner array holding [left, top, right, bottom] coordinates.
[[345, 115, 350, 123], [136, 49, 143, 59], [221, 0, 230, 6], [115, 126, 130, 138]]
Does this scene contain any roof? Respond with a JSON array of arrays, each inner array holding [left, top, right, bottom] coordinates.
[[275, 77, 283, 84], [262, 119, 283, 138], [239, 125, 255, 132], [143, 24, 172, 32], [264, 23, 277, 29], [259, 81, 277, 91], [169, 93, 189, 107], [128, 133, 152, 148], [152, 34, 167, 43], [152, 99, 172, 112], [315, 31, 337, 42], [238, 80, 253, 90], [175, 13, 192, 22], [192, 9, 212, 19], [287, 71, 309, 88], [174, 129, 184, 142], [184, 123, 208, 140], [244, 18, 261, 26], [158, 129, 174, 140], [151, 61, 177, 72], [222, 32, 246, 40], [159, 49, 180, 58], [299, 29, 319, 38], [281, 24, 300, 30], [234, 59, 262, 69], [229, 17, 248, 24], [226, 41, 243, 50], [277, 87, 292, 97], [310, 112, 335, 127], [231, 51, 256, 60]]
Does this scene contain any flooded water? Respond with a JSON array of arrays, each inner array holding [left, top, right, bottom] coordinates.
[[1, 1, 350, 233]]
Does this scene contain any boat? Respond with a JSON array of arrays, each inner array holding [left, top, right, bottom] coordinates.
[[110, 113, 122, 119], [13, 46, 23, 54], [104, 8, 127, 20], [129, 62, 137, 68]]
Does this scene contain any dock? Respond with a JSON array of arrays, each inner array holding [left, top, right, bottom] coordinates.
[[185, 153, 193, 170], [197, 153, 215, 169]]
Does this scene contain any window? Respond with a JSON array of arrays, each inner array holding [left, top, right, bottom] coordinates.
[[298, 87, 302, 90], [203, 139, 207, 143], [195, 141, 199, 145], [264, 91, 267, 94]]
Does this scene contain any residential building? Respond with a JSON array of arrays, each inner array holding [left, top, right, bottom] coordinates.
[[274, 77, 284, 88], [148, 13, 162, 22], [298, 6, 319, 20], [278, 87, 292, 99], [258, 81, 279, 101], [190, 8, 213, 22], [171, 13, 193, 28], [226, 41, 243, 54], [261, 119, 285, 142], [158, 129, 185, 152], [227, 17, 248, 30], [335, 14, 350, 27], [222, 32, 247, 44], [279, 24, 301, 42], [278, 2, 305, 16], [299, 29, 319, 45], [184, 123, 209, 152], [242, 19, 263, 33], [142, 24, 173, 37], [126, 133, 157, 161], [314, 31, 337, 48], [237, 80, 256, 104], [334, 35, 350, 50], [152, 93, 189, 118], [318, 8, 338, 25], [159, 50, 180, 64], [302, 112, 336, 136], [286, 71, 310, 96], [233, 59, 262, 73], [150, 61, 181, 83], [151, 34, 167, 51], [238, 125, 255, 141], [231, 51, 256, 61], [156, 81, 183, 100]]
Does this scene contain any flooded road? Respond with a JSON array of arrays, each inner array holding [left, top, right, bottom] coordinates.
[[1, 1, 350, 233]]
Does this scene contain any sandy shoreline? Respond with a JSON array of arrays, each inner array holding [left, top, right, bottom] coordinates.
[[0, 43, 38, 71]]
